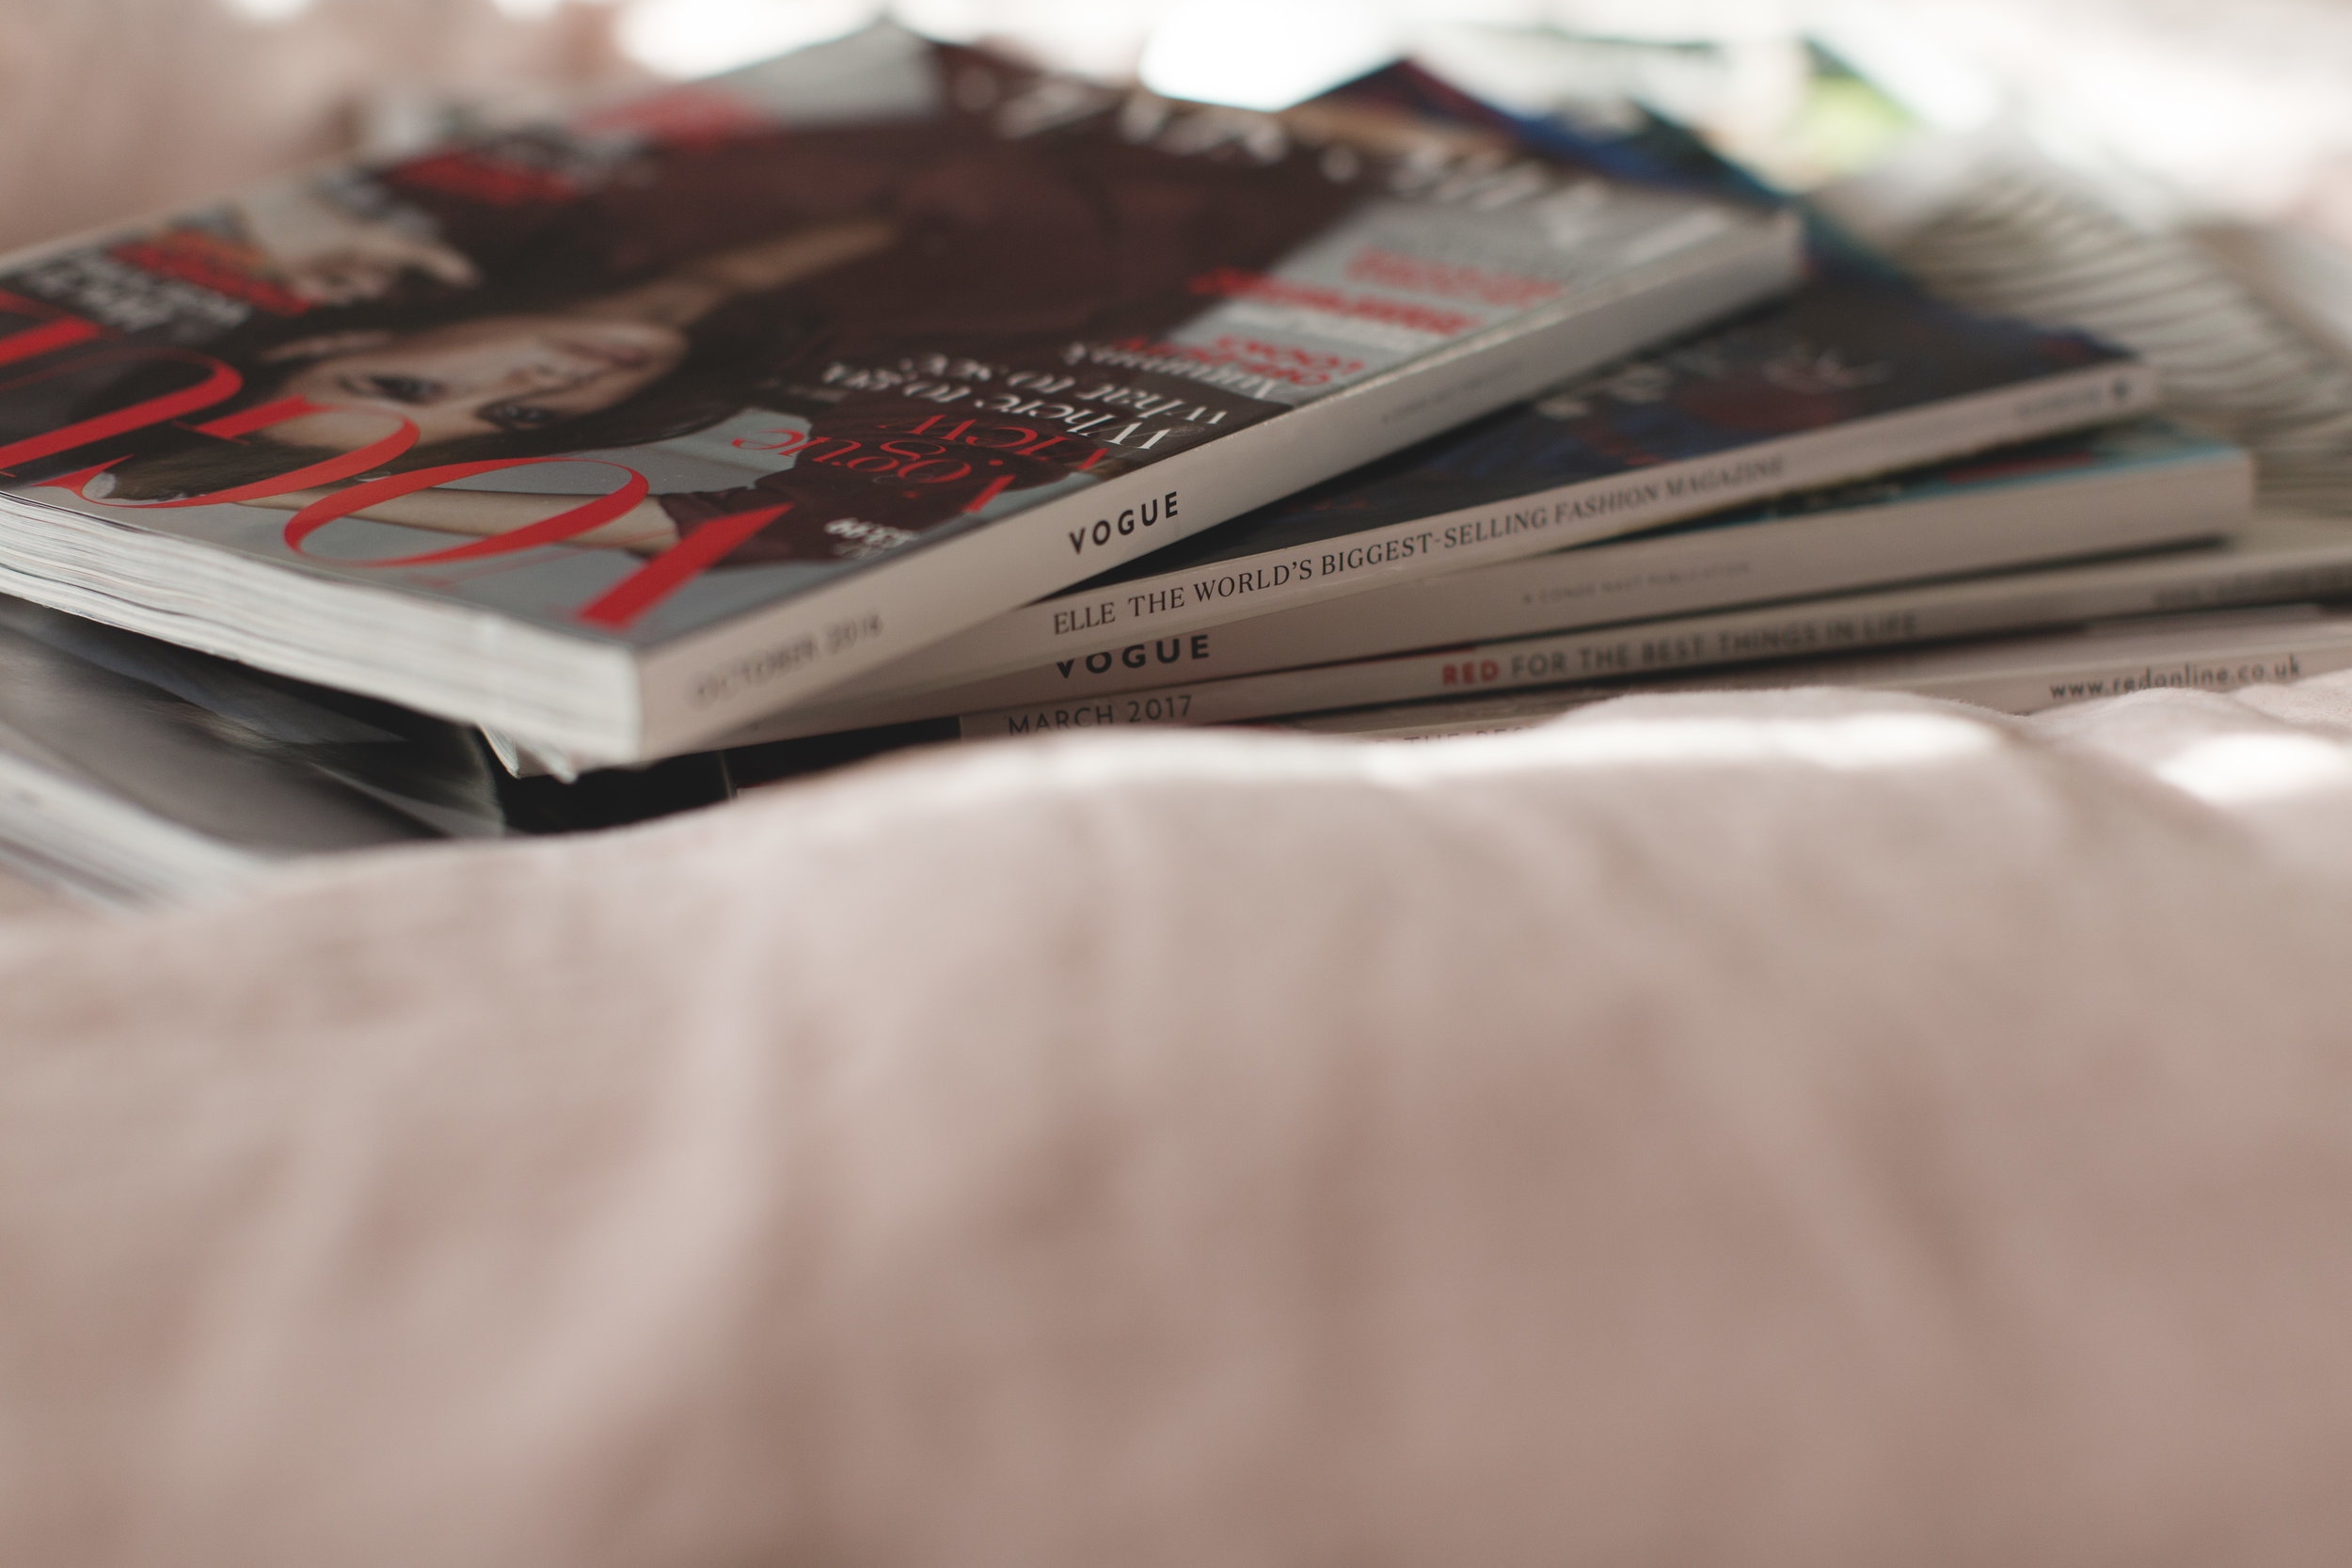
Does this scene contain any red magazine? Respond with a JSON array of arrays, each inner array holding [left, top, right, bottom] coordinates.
[[0, 24, 1797, 762]]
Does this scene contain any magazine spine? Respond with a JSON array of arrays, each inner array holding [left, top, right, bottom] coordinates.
[[1897, 629, 2352, 710], [629, 211, 1803, 760], [1297, 617, 2352, 737], [829, 349, 2159, 705], [956, 524, 2352, 737], [736, 436, 2244, 741], [989, 442, 2246, 702]]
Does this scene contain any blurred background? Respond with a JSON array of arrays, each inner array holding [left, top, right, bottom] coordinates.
[[8, 0, 2352, 247]]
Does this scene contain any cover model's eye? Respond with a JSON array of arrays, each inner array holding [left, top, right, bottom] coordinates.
[[343, 373, 447, 404], [478, 401, 564, 431]]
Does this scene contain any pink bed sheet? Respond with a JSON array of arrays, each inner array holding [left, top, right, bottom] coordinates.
[[6, 677, 2352, 1563]]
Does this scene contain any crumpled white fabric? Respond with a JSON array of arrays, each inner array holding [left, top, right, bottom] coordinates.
[[7, 673, 2352, 1566]]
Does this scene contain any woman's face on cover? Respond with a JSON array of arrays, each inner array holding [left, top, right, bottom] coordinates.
[[268, 313, 690, 448]]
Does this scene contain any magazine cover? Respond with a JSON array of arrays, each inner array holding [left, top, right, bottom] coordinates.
[[0, 25, 1798, 760]]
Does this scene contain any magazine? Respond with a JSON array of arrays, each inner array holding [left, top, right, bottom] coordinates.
[[0, 25, 1798, 765], [771, 268, 2156, 719], [0, 597, 501, 902], [728, 420, 2241, 742], [0, 594, 733, 903], [951, 508, 2352, 739], [1254, 601, 2352, 738]]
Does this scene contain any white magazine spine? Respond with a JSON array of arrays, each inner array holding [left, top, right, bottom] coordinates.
[[818, 348, 2160, 707], [1009, 441, 2245, 699], [728, 436, 2246, 741], [632, 213, 1804, 759], [1905, 626, 2352, 710], [1271, 612, 2352, 737], [957, 526, 2352, 737]]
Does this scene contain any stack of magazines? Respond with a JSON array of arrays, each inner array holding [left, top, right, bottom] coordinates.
[[0, 22, 2337, 900]]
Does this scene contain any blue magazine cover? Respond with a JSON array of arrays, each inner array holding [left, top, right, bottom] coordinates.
[[1103, 277, 2141, 566]]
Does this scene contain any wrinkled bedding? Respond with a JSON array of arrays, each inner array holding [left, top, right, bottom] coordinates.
[[8, 677, 2352, 1564]]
